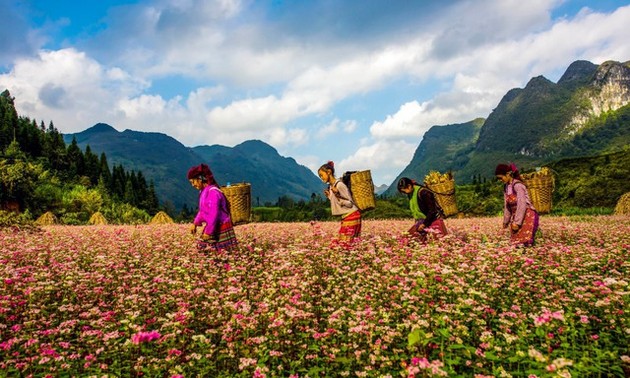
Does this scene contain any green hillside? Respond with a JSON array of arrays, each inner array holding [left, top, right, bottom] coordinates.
[[383, 118, 484, 196], [389, 59, 630, 192]]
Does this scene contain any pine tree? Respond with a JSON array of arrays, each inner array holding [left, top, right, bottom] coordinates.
[[0, 90, 19, 152], [99, 153, 112, 189], [83, 145, 101, 185], [66, 137, 85, 179]]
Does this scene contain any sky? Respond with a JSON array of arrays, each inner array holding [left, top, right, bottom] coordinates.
[[1, 0, 629, 186]]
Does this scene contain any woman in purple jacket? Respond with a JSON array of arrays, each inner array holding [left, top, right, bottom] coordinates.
[[495, 163, 539, 246], [187, 164, 238, 252]]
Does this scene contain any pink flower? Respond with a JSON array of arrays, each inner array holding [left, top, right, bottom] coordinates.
[[131, 330, 161, 344], [253, 367, 266, 378]]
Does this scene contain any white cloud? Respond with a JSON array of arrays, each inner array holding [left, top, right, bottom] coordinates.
[[2, 0, 630, 186], [339, 140, 417, 185], [316, 118, 358, 139], [0, 48, 149, 127]]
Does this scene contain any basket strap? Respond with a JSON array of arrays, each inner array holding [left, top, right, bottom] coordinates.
[[422, 185, 455, 196], [333, 181, 360, 210], [208, 186, 230, 214]]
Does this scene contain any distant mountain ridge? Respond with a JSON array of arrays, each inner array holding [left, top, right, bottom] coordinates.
[[192, 140, 324, 207], [387, 59, 630, 192], [65, 59, 629, 207], [64, 125, 324, 210]]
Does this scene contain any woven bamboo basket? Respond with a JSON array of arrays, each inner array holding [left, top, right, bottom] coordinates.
[[521, 168, 554, 214], [426, 181, 458, 217], [221, 183, 251, 224], [349, 170, 376, 211]]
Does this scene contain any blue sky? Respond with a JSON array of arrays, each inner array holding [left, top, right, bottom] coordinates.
[[1, 0, 629, 186]]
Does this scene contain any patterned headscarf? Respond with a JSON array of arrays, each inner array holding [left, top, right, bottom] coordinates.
[[187, 163, 215, 184]]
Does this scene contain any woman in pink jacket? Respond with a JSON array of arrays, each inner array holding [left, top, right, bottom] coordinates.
[[495, 163, 539, 246], [187, 163, 238, 252]]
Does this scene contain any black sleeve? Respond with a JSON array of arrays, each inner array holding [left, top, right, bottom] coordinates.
[[419, 189, 439, 227]]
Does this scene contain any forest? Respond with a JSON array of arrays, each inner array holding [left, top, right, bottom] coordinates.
[[0, 90, 161, 226]]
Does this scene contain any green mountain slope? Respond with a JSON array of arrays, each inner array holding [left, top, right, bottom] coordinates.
[[550, 148, 630, 208], [392, 59, 630, 190], [64, 126, 323, 210], [192, 140, 324, 206], [383, 118, 484, 196]]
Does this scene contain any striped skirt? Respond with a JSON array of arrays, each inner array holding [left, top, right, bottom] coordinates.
[[511, 208, 539, 246], [197, 221, 238, 252], [339, 210, 362, 241]]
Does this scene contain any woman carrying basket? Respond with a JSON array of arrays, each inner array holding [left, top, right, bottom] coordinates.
[[495, 163, 539, 246], [397, 177, 448, 243], [318, 161, 361, 242], [187, 163, 238, 253]]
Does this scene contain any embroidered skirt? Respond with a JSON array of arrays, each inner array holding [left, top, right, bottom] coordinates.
[[511, 208, 539, 246], [413, 218, 448, 243], [197, 221, 238, 252], [339, 210, 362, 241]]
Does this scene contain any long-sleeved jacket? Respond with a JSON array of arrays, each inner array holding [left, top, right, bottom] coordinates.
[[503, 180, 535, 227], [328, 180, 359, 216], [194, 185, 232, 238]]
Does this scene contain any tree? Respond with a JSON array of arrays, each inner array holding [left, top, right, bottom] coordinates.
[[0, 141, 44, 212], [83, 145, 101, 185], [0, 90, 18, 151], [66, 137, 85, 178]]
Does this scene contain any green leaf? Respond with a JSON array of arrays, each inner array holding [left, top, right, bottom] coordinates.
[[408, 328, 424, 347]]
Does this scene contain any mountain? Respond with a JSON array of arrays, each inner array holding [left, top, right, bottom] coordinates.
[[386, 59, 630, 192], [463, 59, 630, 179], [64, 125, 323, 210], [374, 184, 389, 195], [192, 140, 324, 206], [383, 118, 484, 196]]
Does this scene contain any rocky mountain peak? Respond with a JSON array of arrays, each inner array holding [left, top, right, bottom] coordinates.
[[558, 60, 597, 86], [524, 75, 554, 90], [592, 60, 630, 87]]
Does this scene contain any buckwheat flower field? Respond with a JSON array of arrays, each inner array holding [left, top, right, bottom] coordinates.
[[1, 216, 629, 377]]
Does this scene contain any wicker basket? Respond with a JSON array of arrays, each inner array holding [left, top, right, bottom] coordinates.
[[221, 183, 251, 224], [349, 170, 376, 211], [521, 168, 554, 214], [426, 180, 458, 217]]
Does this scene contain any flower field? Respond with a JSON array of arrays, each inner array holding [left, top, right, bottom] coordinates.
[[1, 216, 629, 377]]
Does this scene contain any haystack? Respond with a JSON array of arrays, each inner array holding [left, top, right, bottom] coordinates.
[[36, 211, 58, 225], [88, 211, 108, 225], [614, 192, 630, 215], [150, 211, 174, 224]]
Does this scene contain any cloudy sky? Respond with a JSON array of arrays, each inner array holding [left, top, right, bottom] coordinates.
[[1, 0, 629, 186]]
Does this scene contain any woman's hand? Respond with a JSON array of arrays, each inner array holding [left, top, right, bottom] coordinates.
[[510, 223, 521, 232]]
